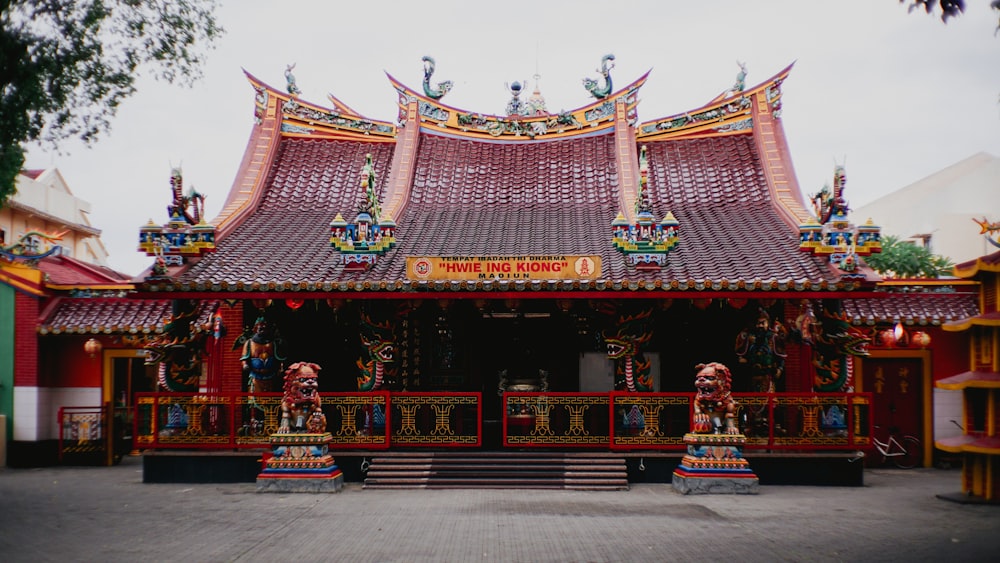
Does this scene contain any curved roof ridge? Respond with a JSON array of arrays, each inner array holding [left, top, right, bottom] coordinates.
[[638, 63, 794, 141], [387, 70, 648, 143]]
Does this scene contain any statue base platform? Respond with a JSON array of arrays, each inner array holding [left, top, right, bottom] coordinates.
[[256, 432, 344, 493], [672, 432, 759, 495]]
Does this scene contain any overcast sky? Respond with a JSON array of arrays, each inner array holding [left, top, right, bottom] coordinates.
[[24, 0, 1000, 276]]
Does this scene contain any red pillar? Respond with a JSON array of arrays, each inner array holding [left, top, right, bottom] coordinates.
[[217, 301, 245, 394]]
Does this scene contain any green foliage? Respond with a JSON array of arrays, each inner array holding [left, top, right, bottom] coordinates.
[[0, 0, 223, 207], [863, 235, 955, 278]]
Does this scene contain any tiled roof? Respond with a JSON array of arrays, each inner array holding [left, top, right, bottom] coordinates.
[[165, 130, 841, 292], [953, 250, 1000, 278], [842, 292, 980, 326], [40, 255, 130, 286], [174, 139, 395, 285], [38, 298, 219, 335], [642, 136, 832, 284]]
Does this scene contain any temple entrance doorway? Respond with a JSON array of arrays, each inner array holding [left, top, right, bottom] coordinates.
[[470, 309, 578, 449], [856, 351, 931, 467]]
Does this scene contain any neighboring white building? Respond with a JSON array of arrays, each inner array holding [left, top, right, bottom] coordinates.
[[853, 152, 1000, 265], [1, 169, 111, 266]]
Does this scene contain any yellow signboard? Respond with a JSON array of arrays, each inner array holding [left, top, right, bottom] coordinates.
[[406, 256, 601, 281]]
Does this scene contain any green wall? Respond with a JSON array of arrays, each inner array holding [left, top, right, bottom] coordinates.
[[0, 284, 14, 443]]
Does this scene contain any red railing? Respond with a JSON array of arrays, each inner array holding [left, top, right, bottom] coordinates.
[[131, 391, 872, 452]]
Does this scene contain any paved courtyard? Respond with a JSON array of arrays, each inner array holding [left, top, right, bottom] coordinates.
[[0, 456, 997, 562]]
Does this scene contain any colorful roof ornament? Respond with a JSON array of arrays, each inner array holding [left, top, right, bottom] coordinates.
[[284, 63, 302, 96], [725, 61, 748, 98], [138, 167, 216, 277], [798, 164, 881, 279], [0, 230, 66, 265], [505, 79, 527, 116], [329, 153, 397, 271], [421, 56, 453, 100], [611, 146, 680, 269], [974, 217, 1000, 250], [583, 54, 615, 99]]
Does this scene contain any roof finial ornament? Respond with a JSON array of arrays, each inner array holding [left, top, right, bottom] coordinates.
[[284, 63, 302, 96], [504, 79, 527, 116], [583, 54, 615, 99], [728, 61, 747, 97], [421, 56, 453, 100]]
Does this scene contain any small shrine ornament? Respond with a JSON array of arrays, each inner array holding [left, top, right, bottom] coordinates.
[[798, 163, 881, 280], [138, 167, 216, 277], [611, 145, 679, 269], [329, 153, 397, 271]]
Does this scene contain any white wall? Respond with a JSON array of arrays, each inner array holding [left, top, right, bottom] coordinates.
[[579, 352, 660, 391]]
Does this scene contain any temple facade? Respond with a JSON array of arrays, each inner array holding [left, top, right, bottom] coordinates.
[[2, 59, 982, 481]]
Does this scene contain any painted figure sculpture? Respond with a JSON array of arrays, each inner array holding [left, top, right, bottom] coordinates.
[[237, 316, 284, 394], [691, 362, 739, 435], [257, 361, 342, 492], [734, 309, 788, 393], [278, 362, 326, 433], [673, 361, 759, 494]]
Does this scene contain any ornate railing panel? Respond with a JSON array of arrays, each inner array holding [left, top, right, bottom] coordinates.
[[131, 391, 871, 452], [324, 392, 391, 449], [390, 392, 481, 447], [58, 406, 107, 461], [610, 393, 691, 450], [503, 393, 610, 447]]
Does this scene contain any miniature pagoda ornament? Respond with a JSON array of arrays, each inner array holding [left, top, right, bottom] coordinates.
[[583, 54, 615, 99], [138, 167, 216, 276], [329, 153, 397, 271], [798, 163, 881, 280], [421, 56, 453, 100], [612, 145, 679, 269]]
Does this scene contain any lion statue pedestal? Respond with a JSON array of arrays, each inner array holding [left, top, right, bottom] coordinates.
[[257, 362, 344, 493], [672, 362, 759, 495]]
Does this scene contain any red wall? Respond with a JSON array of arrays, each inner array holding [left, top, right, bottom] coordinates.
[[217, 301, 246, 393], [13, 292, 39, 387]]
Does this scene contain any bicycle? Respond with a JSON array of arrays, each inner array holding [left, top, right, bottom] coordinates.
[[871, 425, 921, 469]]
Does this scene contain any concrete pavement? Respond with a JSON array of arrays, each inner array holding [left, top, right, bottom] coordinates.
[[0, 456, 997, 562]]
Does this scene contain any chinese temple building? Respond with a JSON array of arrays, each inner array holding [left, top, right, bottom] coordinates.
[[1, 59, 982, 483], [936, 250, 1000, 502]]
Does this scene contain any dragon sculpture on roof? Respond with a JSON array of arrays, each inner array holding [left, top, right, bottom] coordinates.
[[0, 230, 65, 265], [421, 56, 453, 100], [583, 54, 615, 99]]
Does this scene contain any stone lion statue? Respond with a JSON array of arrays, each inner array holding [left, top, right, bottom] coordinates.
[[691, 362, 739, 435], [278, 362, 326, 434]]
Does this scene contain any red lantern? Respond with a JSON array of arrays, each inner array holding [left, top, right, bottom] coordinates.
[[727, 298, 748, 310], [911, 331, 931, 348], [84, 338, 103, 358], [878, 329, 897, 348], [285, 298, 305, 311]]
